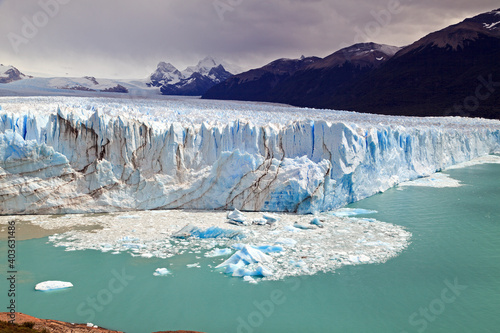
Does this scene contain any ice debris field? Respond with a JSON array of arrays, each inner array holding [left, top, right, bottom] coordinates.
[[0, 208, 411, 282], [1, 96, 499, 215]]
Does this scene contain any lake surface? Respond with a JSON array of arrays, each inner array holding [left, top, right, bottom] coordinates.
[[1, 162, 499, 333]]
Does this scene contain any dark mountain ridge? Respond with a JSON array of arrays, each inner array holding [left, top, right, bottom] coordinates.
[[204, 9, 500, 119]]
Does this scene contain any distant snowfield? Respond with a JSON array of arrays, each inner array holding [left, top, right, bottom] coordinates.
[[0, 96, 499, 215]]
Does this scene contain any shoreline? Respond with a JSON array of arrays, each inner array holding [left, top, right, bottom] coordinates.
[[0, 312, 204, 333]]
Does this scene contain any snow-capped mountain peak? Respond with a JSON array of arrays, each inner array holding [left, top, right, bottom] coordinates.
[[181, 56, 242, 76], [148, 57, 236, 95], [395, 8, 500, 56], [148, 61, 183, 87], [157, 61, 180, 74], [0, 64, 27, 84]]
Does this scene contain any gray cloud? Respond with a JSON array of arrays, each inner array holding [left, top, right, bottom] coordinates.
[[0, 0, 498, 78]]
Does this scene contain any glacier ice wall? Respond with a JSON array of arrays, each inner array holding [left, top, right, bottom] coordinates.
[[0, 97, 499, 214]]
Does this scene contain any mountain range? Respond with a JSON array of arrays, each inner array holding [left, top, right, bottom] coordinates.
[[147, 57, 239, 96], [203, 43, 400, 103], [1, 9, 499, 118], [0, 57, 241, 97], [203, 8, 500, 119]]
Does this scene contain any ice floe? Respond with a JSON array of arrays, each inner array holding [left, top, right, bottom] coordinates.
[[153, 268, 171, 276], [399, 172, 461, 188], [35, 281, 73, 291]]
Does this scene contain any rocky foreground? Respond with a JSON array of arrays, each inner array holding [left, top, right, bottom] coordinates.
[[0, 313, 203, 333]]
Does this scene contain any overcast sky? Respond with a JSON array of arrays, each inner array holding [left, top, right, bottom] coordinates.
[[0, 0, 498, 78]]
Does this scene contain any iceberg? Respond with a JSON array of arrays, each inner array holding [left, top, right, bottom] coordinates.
[[232, 243, 283, 253], [293, 222, 315, 230], [227, 209, 247, 223], [153, 268, 171, 276], [216, 245, 274, 279], [216, 245, 270, 268], [35, 281, 73, 291], [0, 96, 499, 214], [232, 265, 273, 277], [263, 214, 280, 224], [310, 217, 324, 228], [172, 224, 244, 240]]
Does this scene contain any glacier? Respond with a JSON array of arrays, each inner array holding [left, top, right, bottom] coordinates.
[[0, 96, 499, 215]]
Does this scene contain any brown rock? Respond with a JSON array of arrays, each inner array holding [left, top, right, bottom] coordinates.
[[0, 313, 206, 333], [0, 313, 122, 333]]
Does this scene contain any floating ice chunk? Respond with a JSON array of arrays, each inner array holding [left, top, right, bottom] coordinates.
[[141, 253, 153, 258], [348, 255, 371, 263], [293, 222, 315, 230], [232, 265, 273, 277], [204, 248, 232, 257], [216, 245, 270, 269], [232, 243, 283, 253], [172, 224, 197, 238], [243, 276, 258, 284], [290, 259, 307, 268], [252, 218, 268, 225], [122, 243, 144, 249], [117, 215, 140, 219], [253, 245, 283, 253], [194, 226, 245, 239], [255, 265, 273, 277], [227, 209, 246, 223], [232, 267, 252, 277], [310, 217, 324, 228], [153, 268, 171, 276], [330, 208, 377, 217], [35, 281, 73, 291], [186, 263, 200, 268], [275, 238, 297, 246], [284, 226, 301, 232], [399, 173, 461, 188], [359, 255, 371, 262], [224, 260, 246, 274], [263, 214, 280, 224], [172, 224, 244, 239]]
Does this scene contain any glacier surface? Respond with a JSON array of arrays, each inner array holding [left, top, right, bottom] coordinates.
[[0, 96, 499, 214]]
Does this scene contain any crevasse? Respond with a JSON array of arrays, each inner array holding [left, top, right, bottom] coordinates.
[[0, 98, 499, 214]]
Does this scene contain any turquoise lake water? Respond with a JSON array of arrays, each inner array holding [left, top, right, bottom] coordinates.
[[1, 162, 499, 333]]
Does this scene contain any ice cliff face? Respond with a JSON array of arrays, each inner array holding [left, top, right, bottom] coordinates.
[[1, 97, 499, 215]]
